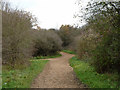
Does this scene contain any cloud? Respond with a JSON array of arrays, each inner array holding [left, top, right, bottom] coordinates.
[[9, 0, 87, 29]]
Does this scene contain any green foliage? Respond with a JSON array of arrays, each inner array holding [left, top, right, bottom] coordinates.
[[75, 29, 99, 59], [85, 2, 120, 73], [62, 50, 76, 54], [57, 25, 78, 48], [76, 1, 120, 76], [92, 29, 120, 73], [2, 60, 49, 88], [58, 25, 73, 47], [69, 57, 119, 88]]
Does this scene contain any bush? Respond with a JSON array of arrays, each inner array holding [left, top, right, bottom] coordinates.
[[85, 2, 120, 74], [76, 1, 120, 75], [2, 2, 36, 68], [57, 25, 78, 48], [32, 30, 62, 56], [2, 2, 63, 68], [75, 29, 99, 59], [92, 28, 120, 73]]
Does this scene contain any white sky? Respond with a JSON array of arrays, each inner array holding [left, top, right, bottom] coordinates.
[[8, 0, 89, 29]]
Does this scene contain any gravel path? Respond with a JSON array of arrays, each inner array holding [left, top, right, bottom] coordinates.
[[31, 52, 86, 88]]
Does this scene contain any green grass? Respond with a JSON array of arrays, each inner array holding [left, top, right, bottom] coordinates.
[[69, 56, 119, 88], [62, 50, 76, 54], [33, 53, 62, 59], [0, 74, 1, 89], [2, 60, 49, 88]]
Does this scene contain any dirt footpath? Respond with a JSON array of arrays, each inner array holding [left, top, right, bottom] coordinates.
[[31, 52, 86, 88]]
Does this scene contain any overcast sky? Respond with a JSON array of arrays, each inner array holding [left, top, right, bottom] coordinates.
[[8, 0, 89, 29]]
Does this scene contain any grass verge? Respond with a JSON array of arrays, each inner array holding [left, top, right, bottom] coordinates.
[[69, 56, 119, 88], [62, 50, 76, 54], [33, 53, 62, 59], [2, 60, 49, 88]]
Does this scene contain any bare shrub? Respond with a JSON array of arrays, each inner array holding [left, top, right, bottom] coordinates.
[[32, 30, 62, 56], [2, 2, 36, 68]]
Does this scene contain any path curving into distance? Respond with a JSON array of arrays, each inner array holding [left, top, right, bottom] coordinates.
[[31, 52, 86, 88]]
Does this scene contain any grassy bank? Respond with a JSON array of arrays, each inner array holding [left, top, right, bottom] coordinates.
[[2, 60, 49, 88], [33, 53, 62, 59], [62, 50, 76, 54], [69, 56, 119, 88]]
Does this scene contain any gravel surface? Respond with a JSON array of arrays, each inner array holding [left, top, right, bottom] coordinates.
[[31, 52, 87, 88]]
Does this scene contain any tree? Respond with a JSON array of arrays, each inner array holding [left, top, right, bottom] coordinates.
[[76, 1, 120, 86], [58, 25, 76, 47], [78, 0, 120, 81], [2, 2, 36, 68]]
